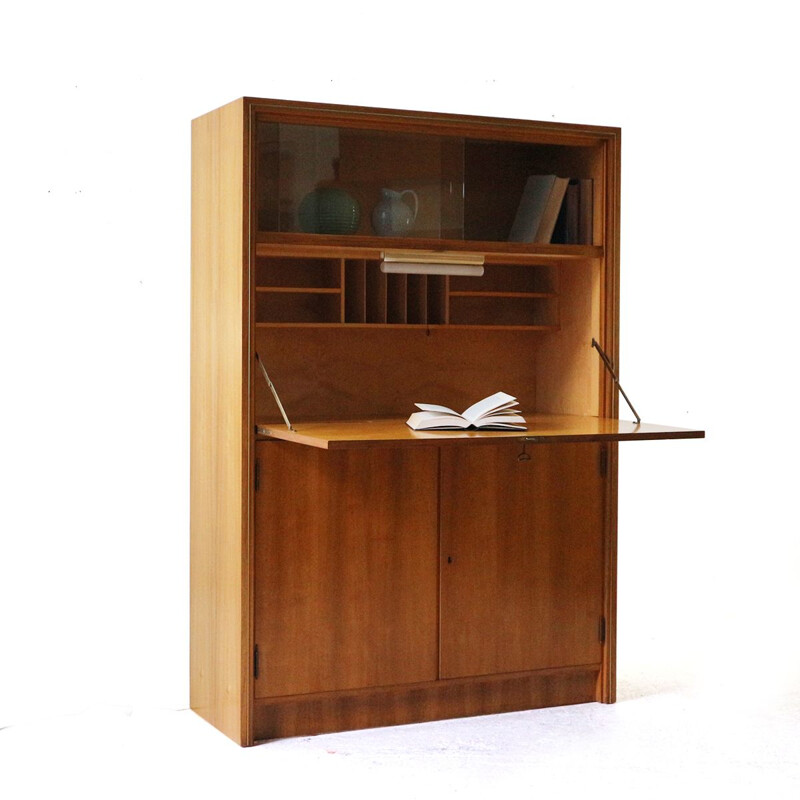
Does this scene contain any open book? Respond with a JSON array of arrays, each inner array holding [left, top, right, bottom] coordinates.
[[406, 391, 527, 431]]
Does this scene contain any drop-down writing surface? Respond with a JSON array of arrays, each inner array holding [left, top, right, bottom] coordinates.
[[256, 414, 705, 450]]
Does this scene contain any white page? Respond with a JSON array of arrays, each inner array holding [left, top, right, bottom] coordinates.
[[407, 412, 471, 430], [474, 414, 527, 429], [414, 403, 459, 415], [462, 392, 517, 424]]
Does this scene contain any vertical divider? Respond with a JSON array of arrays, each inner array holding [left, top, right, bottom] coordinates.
[[387, 274, 408, 324], [345, 259, 367, 323], [339, 258, 346, 323], [552, 262, 561, 329], [366, 260, 387, 324], [407, 275, 427, 325], [427, 276, 447, 325]]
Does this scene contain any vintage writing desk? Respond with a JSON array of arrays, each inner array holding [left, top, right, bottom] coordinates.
[[190, 98, 704, 745]]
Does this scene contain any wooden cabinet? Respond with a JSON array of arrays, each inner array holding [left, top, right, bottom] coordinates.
[[190, 97, 704, 745]]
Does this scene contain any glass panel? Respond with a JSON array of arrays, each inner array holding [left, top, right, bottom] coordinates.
[[256, 122, 465, 240], [255, 121, 600, 244], [463, 141, 597, 244]]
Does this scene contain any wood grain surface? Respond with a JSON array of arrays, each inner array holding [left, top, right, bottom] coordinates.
[[440, 443, 605, 678], [190, 98, 251, 745], [254, 441, 439, 698]]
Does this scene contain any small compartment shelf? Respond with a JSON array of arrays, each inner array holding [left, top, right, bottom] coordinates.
[[255, 253, 559, 330], [447, 262, 558, 329], [256, 288, 342, 324], [255, 255, 343, 324], [255, 256, 341, 288], [448, 294, 558, 328]]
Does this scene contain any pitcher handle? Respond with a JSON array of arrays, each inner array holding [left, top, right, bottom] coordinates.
[[400, 189, 418, 222]]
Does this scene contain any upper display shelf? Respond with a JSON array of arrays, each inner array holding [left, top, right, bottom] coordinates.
[[253, 119, 605, 248]]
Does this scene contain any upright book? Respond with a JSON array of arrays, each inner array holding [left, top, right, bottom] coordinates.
[[508, 175, 570, 243], [552, 177, 593, 244]]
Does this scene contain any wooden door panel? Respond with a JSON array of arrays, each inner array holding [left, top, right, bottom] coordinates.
[[440, 442, 605, 679], [254, 441, 439, 698]]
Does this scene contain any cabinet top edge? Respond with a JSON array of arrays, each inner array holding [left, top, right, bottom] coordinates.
[[193, 96, 621, 141]]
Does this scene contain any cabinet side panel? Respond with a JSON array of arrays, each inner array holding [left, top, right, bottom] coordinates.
[[190, 100, 249, 744], [534, 259, 602, 416], [600, 130, 621, 703]]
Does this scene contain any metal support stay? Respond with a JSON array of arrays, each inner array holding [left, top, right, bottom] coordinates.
[[255, 351, 295, 432], [591, 338, 641, 425]]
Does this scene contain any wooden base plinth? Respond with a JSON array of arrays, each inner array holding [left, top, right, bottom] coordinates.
[[254, 665, 600, 742]]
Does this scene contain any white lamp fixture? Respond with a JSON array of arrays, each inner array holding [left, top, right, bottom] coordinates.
[[380, 250, 485, 277]]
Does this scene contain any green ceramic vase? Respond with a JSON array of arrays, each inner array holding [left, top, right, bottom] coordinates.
[[298, 187, 360, 235]]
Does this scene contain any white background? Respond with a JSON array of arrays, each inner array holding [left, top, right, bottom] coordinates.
[[1, 1, 798, 729]]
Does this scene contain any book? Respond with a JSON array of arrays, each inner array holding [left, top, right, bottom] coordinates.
[[406, 391, 527, 431], [508, 175, 570, 243], [578, 178, 593, 245], [534, 176, 570, 243], [553, 179, 579, 244]]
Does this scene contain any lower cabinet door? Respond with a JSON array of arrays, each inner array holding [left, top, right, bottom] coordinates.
[[440, 442, 605, 679], [254, 441, 439, 698]]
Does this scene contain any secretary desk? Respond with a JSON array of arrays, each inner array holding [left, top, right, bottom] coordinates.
[[190, 97, 704, 745]]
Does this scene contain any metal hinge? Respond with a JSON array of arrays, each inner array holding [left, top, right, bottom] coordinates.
[[254, 458, 260, 491], [254, 644, 260, 679], [599, 617, 607, 644]]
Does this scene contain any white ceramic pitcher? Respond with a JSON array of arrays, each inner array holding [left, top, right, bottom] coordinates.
[[372, 188, 418, 236]]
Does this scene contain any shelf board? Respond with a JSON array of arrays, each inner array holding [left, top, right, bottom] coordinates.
[[255, 286, 341, 294], [449, 291, 557, 299], [256, 415, 705, 450], [254, 322, 560, 331], [255, 235, 602, 262]]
